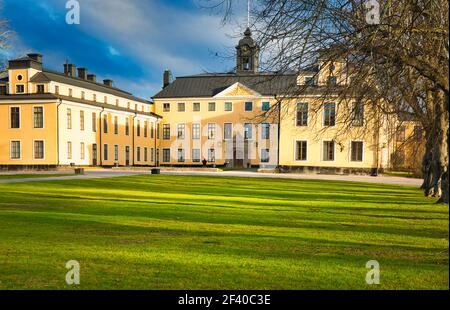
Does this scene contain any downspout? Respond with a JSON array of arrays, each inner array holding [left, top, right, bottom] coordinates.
[[56, 99, 63, 166], [99, 107, 104, 166]]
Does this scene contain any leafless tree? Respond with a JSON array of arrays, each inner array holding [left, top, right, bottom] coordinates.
[[203, 0, 449, 203]]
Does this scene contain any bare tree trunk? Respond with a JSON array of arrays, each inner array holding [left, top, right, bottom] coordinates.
[[429, 89, 449, 202]]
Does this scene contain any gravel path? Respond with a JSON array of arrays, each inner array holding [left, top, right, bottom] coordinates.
[[0, 169, 422, 187]]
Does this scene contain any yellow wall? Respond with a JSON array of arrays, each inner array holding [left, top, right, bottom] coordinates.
[[154, 93, 278, 166], [0, 102, 58, 165]]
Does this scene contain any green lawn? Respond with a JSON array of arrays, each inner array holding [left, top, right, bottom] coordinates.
[[0, 175, 447, 290], [0, 173, 73, 180]]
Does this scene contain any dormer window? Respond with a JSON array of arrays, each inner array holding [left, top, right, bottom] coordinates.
[[17, 74, 23, 81], [16, 85, 25, 94], [327, 76, 337, 86], [36, 84, 45, 93], [304, 77, 315, 86]]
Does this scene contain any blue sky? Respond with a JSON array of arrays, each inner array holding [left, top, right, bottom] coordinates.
[[0, 0, 248, 99]]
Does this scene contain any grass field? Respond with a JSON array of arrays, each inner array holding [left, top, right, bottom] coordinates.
[[0, 175, 448, 290]]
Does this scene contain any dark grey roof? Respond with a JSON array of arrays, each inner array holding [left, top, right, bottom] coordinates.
[[152, 73, 299, 99], [0, 93, 162, 119], [30, 70, 151, 104]]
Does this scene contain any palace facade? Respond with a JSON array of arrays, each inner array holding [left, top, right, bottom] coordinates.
[[0, 29, 421, 173]]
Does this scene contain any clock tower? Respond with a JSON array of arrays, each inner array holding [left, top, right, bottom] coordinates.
[[236, 28, 260, 74]]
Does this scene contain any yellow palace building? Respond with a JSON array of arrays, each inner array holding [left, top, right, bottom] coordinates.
[[1, 29, 420, 173], [0, 54, 161, 169]]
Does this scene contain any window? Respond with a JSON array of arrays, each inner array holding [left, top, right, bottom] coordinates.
[[177, 149, 185, 162], [262, 102, 270, 112], [208, 149, 215, 162], [156, 123, 160, 139], [137, 120, 141, 137], [178, 102, 185, 112], [224, 123, 233, 140], [104, 144, 108, 161], [261, 123, 270, 140], [324, 103, 336, 126], [33, 107, 44, 128], [163, 149, 170, 163], [296, 141, 307, 161], [327, 76, 337, 86], [244, 123, 252, 140], [67, 108, 72, 129], [396, 126, 406, 142], [177, 124, 185, 139], [116, 99, 119, 106], [55, 85, 59, 95], [144, 121, 148, 138], [125, 119, 130, 136], [135, 104, 138, 111], [34, 140, 44, 159], [144, 147, 148, 162], [261, 149, 270, 163], [208, 123, 216, 139], [163, 124, 171, 140], [137, 147, 141, 161], [193, 102, 200, 112], [103, 114, 108, 133], [81, 91, 85, 100], [92, 112, 97, 132], [413, 126, 423, 142], [114, 116, 118, 134], [67, 142, 72, 159], [323, 141, 335, 161], [36, 84, 45, 93], [224, 102, 232, 112], [245, 101, 253, 111], [150, 148, 154, 162], [296, 103, 308, 126], [10, 141, 21, 159], [104, 96, 107, 104], [192, 123, 200, 140], [16, 85, 24, 93], [10, 107, 20, 128], [80, 142, 85, 160], [114, 145, 119, 161], [305, 76, 315, 86], [93, 94, 96, 101], [351, 102, 364, 126], [150, 122, 154, 138], [80, 111, 85, 131], [208, 102, 216, 111], [0, 85, 7, 95], [192, 149, 200, 162], [351, 141, 363, 162], [69, 88, 73, 97], [163, 103, 170, 112]]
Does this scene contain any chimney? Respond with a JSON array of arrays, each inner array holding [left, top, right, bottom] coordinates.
[[64, 64, 76, 77], [87, 74, 96, 82], [163, 70, 172, 88], [103, 79, 113, 87], [77, 67, 88, 79], [27, 53, 43, 63]]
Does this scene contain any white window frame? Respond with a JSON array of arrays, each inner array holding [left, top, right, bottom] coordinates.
[[9, 106, 21, 129], [349, 140, 364, 162], [294, 139, 308, 162], [224, 123, 233, 140], [321, 139, 336, 162], [33, 139, 45, 160], [10, 140, 22, 160]]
